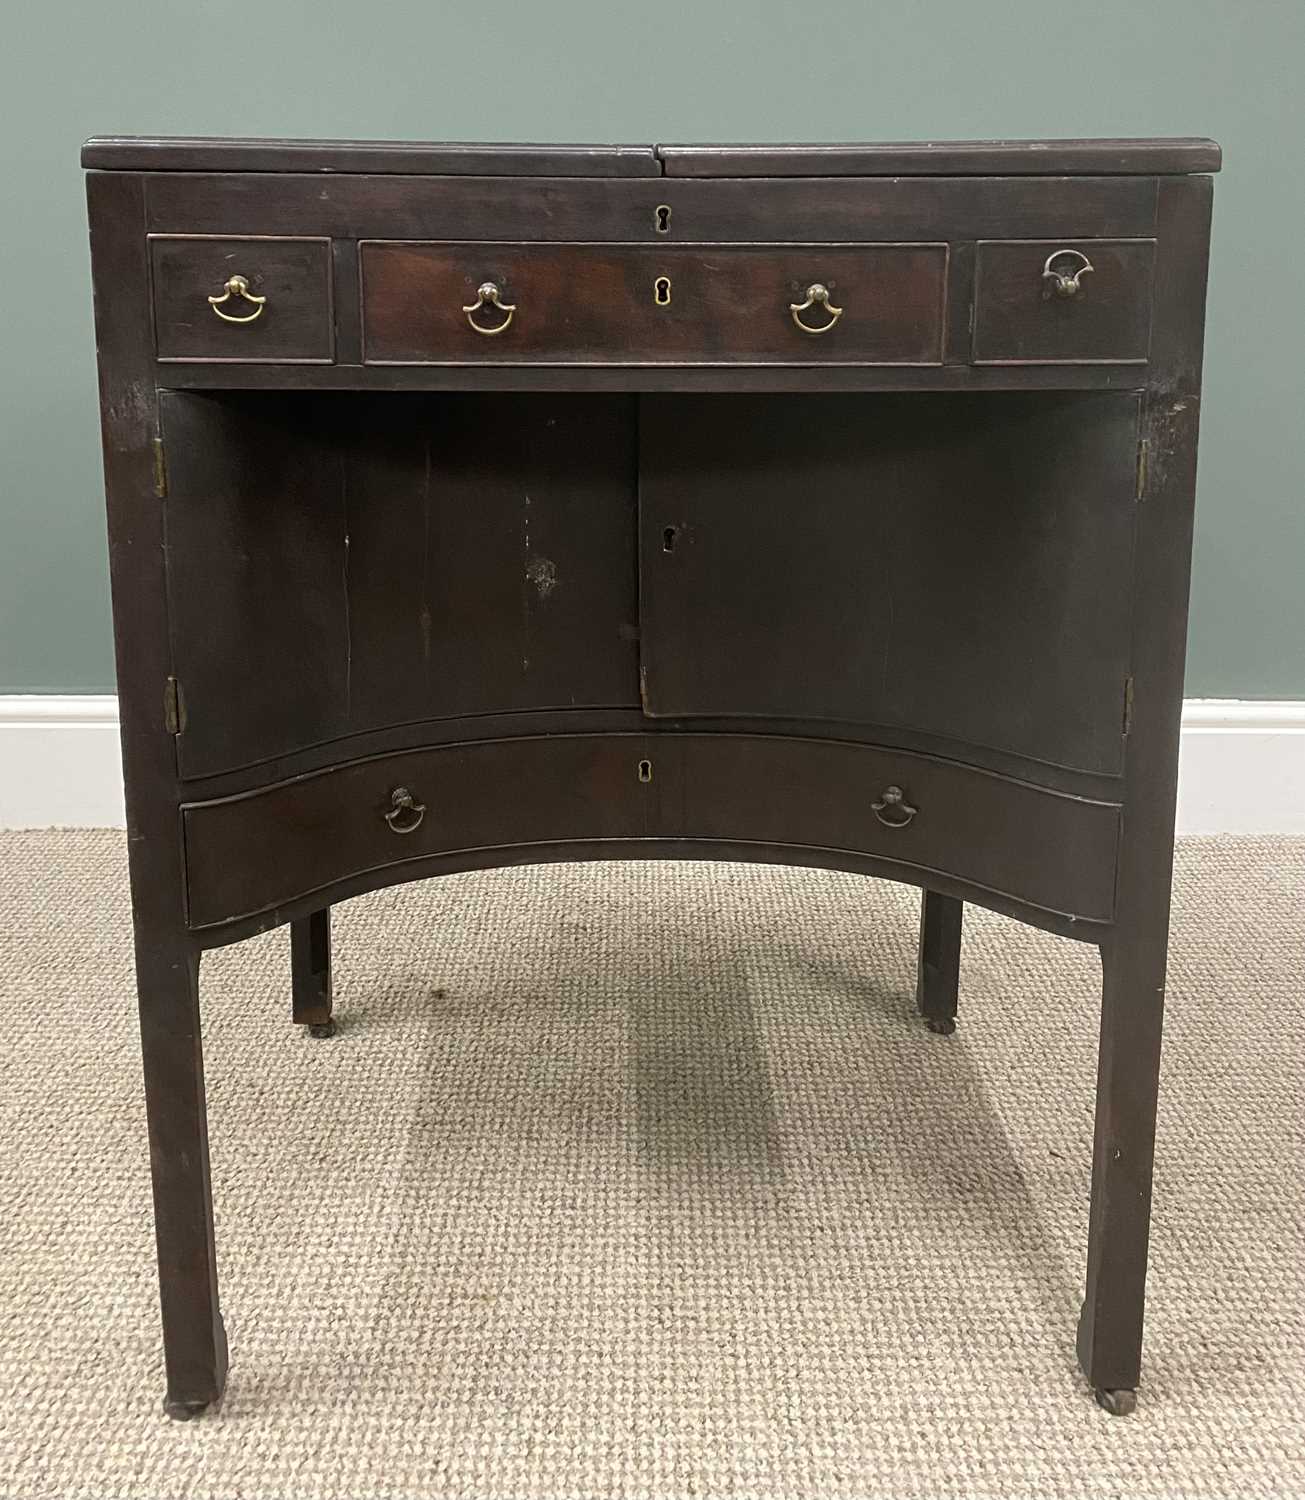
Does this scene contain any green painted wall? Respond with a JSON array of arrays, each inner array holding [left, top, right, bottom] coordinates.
[[1, 0, 1301, 695]]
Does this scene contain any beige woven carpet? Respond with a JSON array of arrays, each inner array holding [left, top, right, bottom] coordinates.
[[1, 832, 1302, 1500]]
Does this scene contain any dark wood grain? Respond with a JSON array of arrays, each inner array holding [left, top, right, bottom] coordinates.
[[361, 241, 947, 365], [193, 837, 1115, 955], [184, 734, 664, 927], [150, 235, 333, 363], [916, 891, 963, 1033], [158, 361, 1149, 395], [87, 170, 227, 1417], [973, 239, 1156, 365], [160, 391, 640, 779], [182, 733, 1119, 930], [82, 135, 1221, 178], [84, 136, 661, 176], [638, 391, 1141, 776], [1076, 173, 1214, 1405], [144, 172, 1160, 244], [84, 138, 1219, 1418], [290, 908, 334, 1033], [658, 139, 1221, 177]]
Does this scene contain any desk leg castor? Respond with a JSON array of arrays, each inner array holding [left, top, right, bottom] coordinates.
[[1093, 1387, 1137, 1417], [307, 1018, 338, 1039], [916, 891, 962, 1035], [164, 1396, 215, 1421]]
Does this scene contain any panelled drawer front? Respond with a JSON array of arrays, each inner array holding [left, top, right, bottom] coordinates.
[[184, 732, 1120, 930], [360, 241, 948, 365], [972, 239, 1155, 364], [183, 736, 659, 928], [676, 737, 1120, 921], [150, 235, 334, 363]]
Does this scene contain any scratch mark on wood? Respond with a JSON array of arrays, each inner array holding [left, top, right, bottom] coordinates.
[[341, 451, 352, 719], [526, 556, 559, 599], [521, 490, 532, 675], [421, 433, 433, 688]]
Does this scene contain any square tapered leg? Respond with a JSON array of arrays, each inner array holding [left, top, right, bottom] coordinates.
[[291, 907, 335, 1037], [916, 891, 962, 1035]]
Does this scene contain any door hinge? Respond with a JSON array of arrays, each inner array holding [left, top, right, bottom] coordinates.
[[163, 675, 184, 736], [1122, 675, 1134, 735], [151, 436, 168, 499], [1135, 438, 1148, 501]]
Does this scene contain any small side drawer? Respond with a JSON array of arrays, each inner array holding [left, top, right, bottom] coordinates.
[[972, 239, 1155, 364], [183, 735, 659, 928], [360, 241, 947, 365], [149, 235, 334, 363]]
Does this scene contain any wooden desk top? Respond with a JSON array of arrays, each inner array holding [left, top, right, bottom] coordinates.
[[81, 135, 1222, 177]]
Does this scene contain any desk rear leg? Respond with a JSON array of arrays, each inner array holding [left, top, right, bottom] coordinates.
[[291, 908, 335, 1037], [916, 891, 962, 1034]]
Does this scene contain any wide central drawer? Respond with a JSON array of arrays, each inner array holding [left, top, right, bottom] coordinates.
[[360, 241, 948, 365], [182, 733, 1119, 929]]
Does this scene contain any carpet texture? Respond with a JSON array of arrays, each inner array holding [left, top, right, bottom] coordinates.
[[0, 831, 1301, 1500]]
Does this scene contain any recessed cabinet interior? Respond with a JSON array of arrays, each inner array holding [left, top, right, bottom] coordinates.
[[162, 387, 1138, 783]]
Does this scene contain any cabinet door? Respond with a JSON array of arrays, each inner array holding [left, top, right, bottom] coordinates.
[[638, 392, 1141, 776], [162, 391, 640, 778]]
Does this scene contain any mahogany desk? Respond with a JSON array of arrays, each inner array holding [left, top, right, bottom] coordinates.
[[82, 135, 1219, 1418]]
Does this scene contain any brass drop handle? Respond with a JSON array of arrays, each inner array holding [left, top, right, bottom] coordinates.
[[789, 283, 844, 335], [462, 281, 517, 336], [207, 274, 267, 324], [871, 785, 918, 829], [384, 786, 427, 835], [1042, 249, 1094, 299]]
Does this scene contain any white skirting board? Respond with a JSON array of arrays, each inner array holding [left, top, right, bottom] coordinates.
[[0, 695, 1302, 833]]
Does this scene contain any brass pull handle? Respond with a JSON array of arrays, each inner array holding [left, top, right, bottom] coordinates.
[[789, 283, 844, 335], [384, 786, 427, 835], [462, 281, 517, 336], [871, 785, 918, 829], [207, 274, 267, 324], [1041, 249, 1094, 299]]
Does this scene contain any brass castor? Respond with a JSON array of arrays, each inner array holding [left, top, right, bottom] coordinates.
[[163, 1397, 212, 1421], [1093, 1387, 1137, 1416], [307, 1018, 338, 1039], [925, 1016, 957, 1035]]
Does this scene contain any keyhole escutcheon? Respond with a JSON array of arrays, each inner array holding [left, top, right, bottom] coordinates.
[[654, 204, 672, 234], [654, 276, 672, 307]]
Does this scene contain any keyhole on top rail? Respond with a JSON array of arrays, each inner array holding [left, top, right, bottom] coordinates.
[[655, 204, 672, 233], [654, 276, 672, 307], [638, 759, 654, 783], [662, 525, 678, 552]]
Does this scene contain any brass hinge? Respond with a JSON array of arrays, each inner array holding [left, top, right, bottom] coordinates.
[[1122, 675, 1135, 736], [151, 436, 167, 499], [1135, 438, 1149, 501], [163, 676, 184, 736]]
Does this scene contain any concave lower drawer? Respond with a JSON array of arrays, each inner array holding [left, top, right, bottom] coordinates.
[[182, 733, 1120, 929], [360, 241, 948, 364]]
